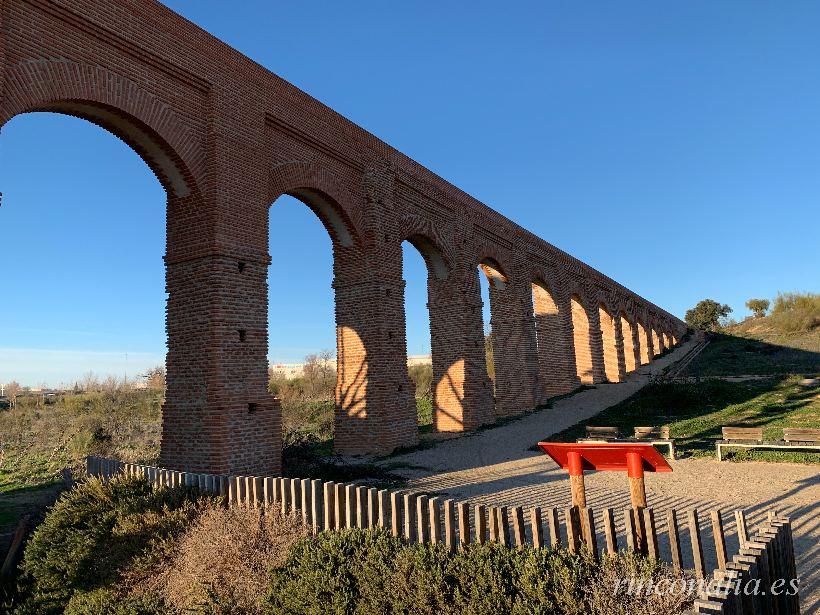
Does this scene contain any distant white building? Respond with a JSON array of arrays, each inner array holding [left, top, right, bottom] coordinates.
[[270, 354, 431, 378]]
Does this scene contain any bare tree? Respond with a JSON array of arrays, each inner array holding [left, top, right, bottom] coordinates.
[[4, 380, 21, 408], [141, 365, 166, 391], [101, 375, 120, 394], [302, 351, 335, 400], [82, 371, 101, 393]]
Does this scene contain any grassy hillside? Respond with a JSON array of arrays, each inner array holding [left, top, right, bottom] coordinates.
[[683, 317, 820, 377], [545, 307, 820, 463]]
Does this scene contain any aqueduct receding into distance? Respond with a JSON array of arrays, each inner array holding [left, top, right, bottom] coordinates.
[[0, 0, 686, 475]]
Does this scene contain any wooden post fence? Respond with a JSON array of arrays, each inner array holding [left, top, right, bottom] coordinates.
[[81, 455, 799, 613]]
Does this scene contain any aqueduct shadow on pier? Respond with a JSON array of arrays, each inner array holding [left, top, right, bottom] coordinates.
[[0, 0, 686, 475]]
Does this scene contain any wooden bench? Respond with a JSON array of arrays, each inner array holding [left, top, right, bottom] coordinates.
[[633, 426, 676, 459], [576, 425, 676, 459], [716, 427, 820, 461], [582, 426, 619, 441]]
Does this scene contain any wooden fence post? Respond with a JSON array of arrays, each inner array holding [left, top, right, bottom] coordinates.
[[390, 491, 401, 537], [734, 509, 748, 550], [548, 508, 561, 548], [323, 481, 335, 531], [458, 501, 471, 548], [581, 507, 599, 560], [403, 493, 416, 542], [603, 508, 617, 555], [356, 486, 366, 529], [417, 495, 429, 544], [642, 508, 658, 560], [311, 479, 322, 532], [281, 478, 291, 515], [623, 508, 637, 552], [530, 507, 544, 550], [301, 478, 311, 526], [345, 484, 355, 528], [711, 509, 727, 570], [444, 499, 456, 552], [489, 506, 500, 543], [367, 488, 377, 528], [688, 509, 706, 578], [475, 504, 487, 545], [377, 489, 388, 529], [667, 509, 682, 574], [429, 497, 442, 544], [511, 507, 526, 548], [334, 483, 345, 529], [497, 507, 510, 547]]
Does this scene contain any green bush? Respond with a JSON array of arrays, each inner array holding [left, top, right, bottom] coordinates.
[[63, 588, 164, 615], [17, 476, 206, 614], [264, 529, 613, 615], [769, 292, 820, 333]]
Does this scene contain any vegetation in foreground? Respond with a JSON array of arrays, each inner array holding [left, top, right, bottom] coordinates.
[[3, 476, 696, 615]]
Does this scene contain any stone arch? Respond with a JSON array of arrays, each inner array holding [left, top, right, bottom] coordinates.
[[636, 318, 651, 365], [268, 161, 361, 248], [619, 312, 637, 373], [1, 59, 203, 199], [478, 257, 508, 290], [571, 294, 595, 384], [396, 229, 452, 432], [650, 326, 662, 356], [396, 214, 453, 282], [597, 302, 620, 383]]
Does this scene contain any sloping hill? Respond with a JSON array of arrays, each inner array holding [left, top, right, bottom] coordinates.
[[683, 317, 819, 377]]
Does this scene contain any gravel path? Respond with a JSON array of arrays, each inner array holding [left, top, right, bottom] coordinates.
[[383, 338, 820, 612]]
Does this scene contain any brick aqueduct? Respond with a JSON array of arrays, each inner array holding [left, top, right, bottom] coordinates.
[[1, 0, 686, 475]]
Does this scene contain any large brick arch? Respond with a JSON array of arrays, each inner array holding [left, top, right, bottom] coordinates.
[[1, 0, 687, 473], [1, 59, 203, 198], [268, 161, 363, 248], [396, 213, 454, 281]]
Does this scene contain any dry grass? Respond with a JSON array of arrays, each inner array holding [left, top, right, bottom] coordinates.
[[584, 554, 698, 615], [149, 504, 308, 614]]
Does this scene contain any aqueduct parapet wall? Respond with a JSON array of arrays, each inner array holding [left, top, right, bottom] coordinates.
[[0, 0, 687, 474]]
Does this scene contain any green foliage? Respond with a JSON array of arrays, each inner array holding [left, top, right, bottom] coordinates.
[[264, 528, 604, 615], [746, 298, 770, 318], [684, 299, 732, 332], [63, 588, 165, 615], [769, 292, 820, 333], [409, 363, 433, 398], [17, 476, 206, 614]]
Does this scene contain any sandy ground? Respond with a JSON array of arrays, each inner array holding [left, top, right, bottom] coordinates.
[[383, 339, 820, 612]]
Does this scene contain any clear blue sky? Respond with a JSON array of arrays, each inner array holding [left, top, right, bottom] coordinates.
[[1, 1, 818, 386]]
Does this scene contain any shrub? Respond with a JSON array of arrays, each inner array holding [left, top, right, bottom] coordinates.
[[769, 292, 820, 333], [263, 528, 693, 615], [158, 504, 308, 614], [18, 476, 206, 613], [63, 588, 164, 615]]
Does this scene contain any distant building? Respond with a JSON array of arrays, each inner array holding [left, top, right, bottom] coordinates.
[[270, 354, 431, 378]]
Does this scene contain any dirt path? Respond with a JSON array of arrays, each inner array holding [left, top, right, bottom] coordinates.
[[384, 338, 820, 611]]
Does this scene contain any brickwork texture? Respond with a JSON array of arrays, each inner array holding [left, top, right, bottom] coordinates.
[[0, 0, 687, 475]]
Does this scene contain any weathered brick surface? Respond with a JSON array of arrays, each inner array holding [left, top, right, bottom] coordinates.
[[0, 0, 687, 473]]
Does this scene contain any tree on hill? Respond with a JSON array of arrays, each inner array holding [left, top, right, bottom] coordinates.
[[685, 299, 732, 332], [746, 298, 770, 318]]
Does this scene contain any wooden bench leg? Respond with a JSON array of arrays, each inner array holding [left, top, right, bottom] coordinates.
[[716, 444, 722, 462]]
